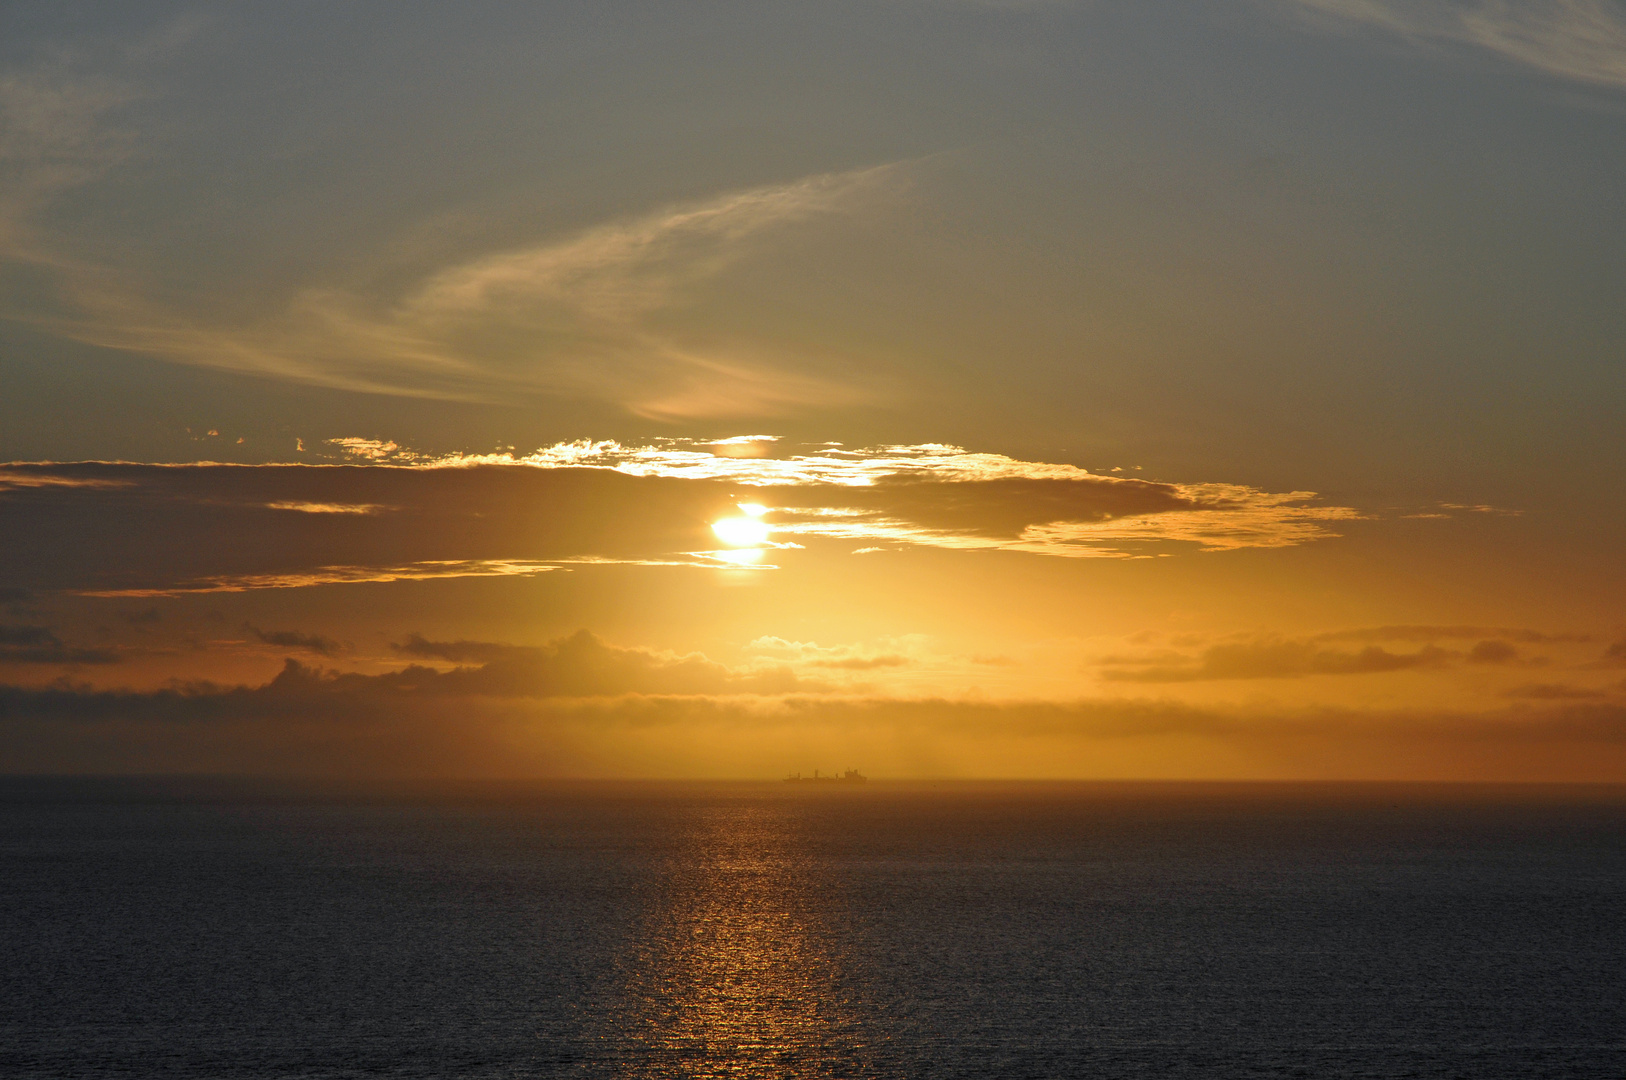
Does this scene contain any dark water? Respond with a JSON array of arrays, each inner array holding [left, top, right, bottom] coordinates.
[[2, 779, 1624, 1078]]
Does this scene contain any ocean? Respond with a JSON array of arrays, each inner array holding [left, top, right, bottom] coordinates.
[[2, 779, 1623, 1078]]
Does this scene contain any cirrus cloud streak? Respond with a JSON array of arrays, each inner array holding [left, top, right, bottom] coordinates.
[[6, 152, 893, 417], [1280, 0, 1626, 89]]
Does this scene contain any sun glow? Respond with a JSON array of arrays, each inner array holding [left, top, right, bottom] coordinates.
[[710, 547, 766, 566]]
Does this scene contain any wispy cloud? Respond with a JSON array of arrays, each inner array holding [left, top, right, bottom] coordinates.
[[0, 64, 138, 255], [11, 157, 893, 416], [1281, 0, 1626, 89], [75, 560, 564, 598], [0, 27, 892, 418], [0, 471, 130, 492], [265, 501, 388, 515], [1005, 486, 1361, 555], [0, 18, 204, 265], [748, 635, 923, 670]]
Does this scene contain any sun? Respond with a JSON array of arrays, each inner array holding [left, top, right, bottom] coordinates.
[[712, 511, 771, 547]]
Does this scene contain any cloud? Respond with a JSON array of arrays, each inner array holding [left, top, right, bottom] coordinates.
[[333, 436, 1365, 557], [3, 29, 876, 426], [266, 501, 388, 515], [1504, 683, 1609, 700], [0, 471, 131, 492], [0, 624, 118, 665], [1466, 638, 1525, 665], [0, 33, 889, 422], [0, 626, 58, 647], [78, 561, 564, 599], [3, 651, 1625, 778], [0, 59, 139, 253], [0, 18, 203, 285], [1439, 503, 1523, 516], [747, 636, 918, 670], [1101, 637, 1453, 682], [1098, 626, 1590, 682], [382, 630, 807, 697], [0, 446, 1368, 596], [1314, 625, 1591, 644], [392, 633, 511, 665], [806, 656, 912, 670], [0, 458, 750, 595], [325, 439, 414, 462], [1003, 486, 1360, 554], [408, 173, 878, 329], [1280, 0, 1626, 89], [247, 626, 341, 656], [12, 167, 892, 417]]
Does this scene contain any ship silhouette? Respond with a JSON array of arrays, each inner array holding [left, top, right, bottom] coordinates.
[[784, 768, 867, 783]]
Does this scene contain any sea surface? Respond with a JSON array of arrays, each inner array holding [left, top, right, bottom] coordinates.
[[1, 779, 1623, 1079]]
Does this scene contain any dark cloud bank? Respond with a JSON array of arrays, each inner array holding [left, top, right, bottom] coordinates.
[[0, 463, 737, 594], [1, 630, 1623, 778], [0, 625, 117, 666], [0, 460, 1327, 594]]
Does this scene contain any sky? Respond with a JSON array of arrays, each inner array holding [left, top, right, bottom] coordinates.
[[1, 0, 1622, 779]]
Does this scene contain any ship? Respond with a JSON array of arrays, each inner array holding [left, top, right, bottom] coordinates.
[[784, 768, 867, 783]]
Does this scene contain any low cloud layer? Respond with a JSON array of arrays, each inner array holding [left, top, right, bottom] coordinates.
[[1096, 627, 1578, 682], [1101, 639, 1454, 682], [381, 630, 808, 697], [1312, 625, 1591, 644], [2, 629, 1623, 779]]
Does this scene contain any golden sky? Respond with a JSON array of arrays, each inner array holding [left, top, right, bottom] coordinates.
[[1, 1, 1622, 778]]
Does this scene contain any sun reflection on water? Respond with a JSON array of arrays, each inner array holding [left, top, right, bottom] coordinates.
[[608, 800, 872, 1077]]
